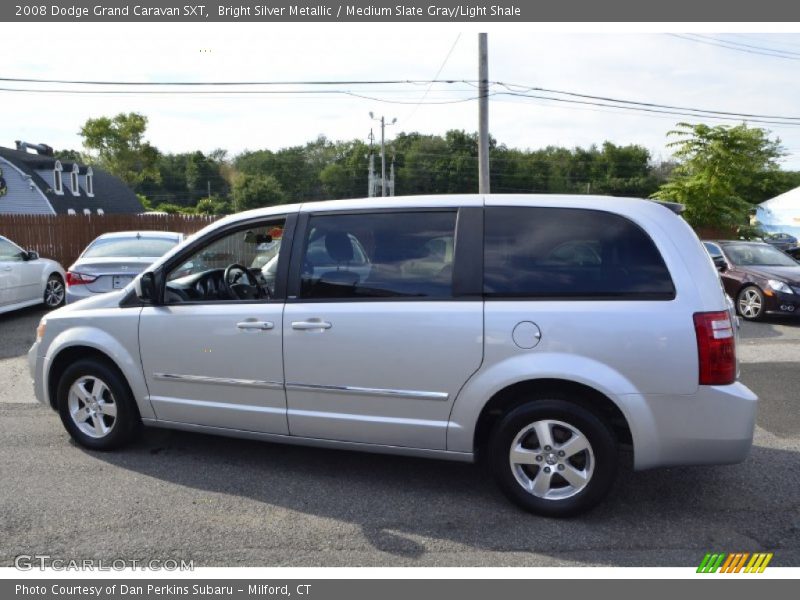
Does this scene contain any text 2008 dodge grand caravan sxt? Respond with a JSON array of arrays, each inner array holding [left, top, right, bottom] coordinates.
[[29, 195, 757, 516]]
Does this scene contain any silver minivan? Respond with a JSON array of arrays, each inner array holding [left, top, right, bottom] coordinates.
[[28, 195, 757, 516]]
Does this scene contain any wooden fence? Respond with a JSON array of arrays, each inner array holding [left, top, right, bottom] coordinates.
[[0, 214, 219, 268]]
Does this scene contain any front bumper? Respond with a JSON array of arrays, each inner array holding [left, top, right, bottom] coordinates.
[[27, 340, 49, 407], [630, 382, 758, 470], [764, 289, 800, 316]]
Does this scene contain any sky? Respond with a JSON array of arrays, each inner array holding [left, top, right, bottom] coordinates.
[[4, 23, 800, 168]]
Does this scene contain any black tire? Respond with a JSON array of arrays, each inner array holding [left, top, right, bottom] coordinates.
[[56, 359, 141, 450], [736, 285, 765, 321], [43, 273, 65, 309], [488, 399, 618, 517]]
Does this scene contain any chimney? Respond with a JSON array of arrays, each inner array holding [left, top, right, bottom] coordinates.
[[15, 141, 55, 156]]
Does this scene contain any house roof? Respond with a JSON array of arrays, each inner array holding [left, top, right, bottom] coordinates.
[[759, 185, 800, 214], [0, 146, 143, 214]]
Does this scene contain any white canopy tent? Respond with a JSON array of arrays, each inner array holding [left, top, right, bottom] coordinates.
[[756, 186, 800, 238]]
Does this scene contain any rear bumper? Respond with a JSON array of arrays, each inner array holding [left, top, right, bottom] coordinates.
[[66, 287, 100, 304], [629, 382, 757, 470]]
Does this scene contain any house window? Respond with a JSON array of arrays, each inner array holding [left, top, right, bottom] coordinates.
[[70, 164, 80, 196], [53, 161, 63, 195], [86, 167, 94, 197]]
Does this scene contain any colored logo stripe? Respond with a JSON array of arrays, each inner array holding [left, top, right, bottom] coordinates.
[[697, 552, 773, 573]]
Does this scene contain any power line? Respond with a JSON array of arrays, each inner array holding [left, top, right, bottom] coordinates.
[[4, 72, 800, 128], [404, 33, 462, 125], [667, 33, 800, 60], [492, 81, 800, 122], [0, 76, 469, 86], [495, 90, 800, 127], [696, 34, 800, 58]]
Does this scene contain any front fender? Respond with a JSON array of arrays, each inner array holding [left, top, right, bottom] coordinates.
[[44, 324, 154, 419], [446, 352, 657, 458], [37, 259, 65, 289]]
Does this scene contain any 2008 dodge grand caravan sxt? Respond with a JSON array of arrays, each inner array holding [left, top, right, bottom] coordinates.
[[29, 195, 757, 516]]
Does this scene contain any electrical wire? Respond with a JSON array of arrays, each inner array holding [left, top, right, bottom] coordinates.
[[667, 33, 800, 60], [404, 33, 462, 125]]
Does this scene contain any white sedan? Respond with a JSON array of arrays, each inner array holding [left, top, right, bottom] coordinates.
[[0, 235, 65, 315]]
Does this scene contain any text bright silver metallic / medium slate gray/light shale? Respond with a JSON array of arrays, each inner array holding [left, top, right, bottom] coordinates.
[[28, 194, 757, 517]]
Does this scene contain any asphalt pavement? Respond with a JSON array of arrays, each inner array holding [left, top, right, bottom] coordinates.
[[0, 306, 798, 567]]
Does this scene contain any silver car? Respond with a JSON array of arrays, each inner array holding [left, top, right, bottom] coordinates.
[[0, 235, 65, 314], [66, 231, 183, 304], [29, 196, 757, 517]]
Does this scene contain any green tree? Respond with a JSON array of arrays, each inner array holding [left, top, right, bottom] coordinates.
[[653, 122, 784, 227], [195, 196, 232, 215], [55, 149, 84, 162], [80, 112, 161, 186], [231, 173, 287, 211], [154, 202, 183, 214]]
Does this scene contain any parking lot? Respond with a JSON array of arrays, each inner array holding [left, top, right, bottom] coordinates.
[[1, 305, 798, 567]]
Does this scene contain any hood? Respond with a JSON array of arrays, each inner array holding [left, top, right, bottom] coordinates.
[[49, 288, 128, 316], [738, 264, 800, 283]]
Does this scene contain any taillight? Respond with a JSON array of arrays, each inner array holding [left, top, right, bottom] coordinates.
[[693, 311, 736, 385], [65, 271, 97, 286]]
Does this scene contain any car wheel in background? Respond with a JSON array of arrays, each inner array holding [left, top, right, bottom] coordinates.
[[43, 274, 65, 308], [488, 399, 618, 517], [737, 286, 765, 321]]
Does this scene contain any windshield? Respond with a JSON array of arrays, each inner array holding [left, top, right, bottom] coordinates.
[[724, 243, 798, 267], [83, 236, 179, 258]]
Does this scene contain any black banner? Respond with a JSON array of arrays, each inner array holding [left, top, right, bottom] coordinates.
[[4, 579, 798, 600], [3, 0, 800, 22]]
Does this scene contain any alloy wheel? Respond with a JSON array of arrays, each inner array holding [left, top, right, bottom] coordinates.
[[508, 419, 595, 500], [67, 376, 118, 439], [738, 288, 763, 319], [44, 277, 65, 307]]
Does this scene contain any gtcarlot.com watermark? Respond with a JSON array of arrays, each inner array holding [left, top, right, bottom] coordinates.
[[14, 555, 194, 571]]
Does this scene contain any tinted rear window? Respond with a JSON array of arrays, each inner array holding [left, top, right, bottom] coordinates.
[[484, 207, 675, 299], [83, 236, 179, 258]]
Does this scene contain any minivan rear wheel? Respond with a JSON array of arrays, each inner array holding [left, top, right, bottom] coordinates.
[[56, 359, 140, 450], [488, 399, 617, 517]]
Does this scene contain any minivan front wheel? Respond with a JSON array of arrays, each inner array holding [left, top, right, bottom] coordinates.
[[56, 359, 140, 450], [489, 400, 617, 517]]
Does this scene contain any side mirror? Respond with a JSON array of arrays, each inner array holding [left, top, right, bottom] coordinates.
[[135, 272, 158, 303], [713, 256, 727, 272], [24, 250, 39, 261]]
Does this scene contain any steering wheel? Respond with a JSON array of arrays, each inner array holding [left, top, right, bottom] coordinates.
[[223, 263, 259, 300]]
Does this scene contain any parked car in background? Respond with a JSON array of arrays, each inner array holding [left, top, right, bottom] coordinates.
[[30, 196, 757, 517], [762, 232, 798, 252], [785, 246, 800, 261], [0, 235, 65, 314], [66, 231, 183, 304], [703, 240, 800, 320]]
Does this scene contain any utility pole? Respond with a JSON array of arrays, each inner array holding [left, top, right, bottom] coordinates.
[[367, 129, 376, 197], [478, 32, 490, 194], [370, 112, 396, 197]]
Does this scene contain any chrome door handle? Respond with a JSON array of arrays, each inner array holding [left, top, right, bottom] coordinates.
[[236, 320, 274, 331], [292, 319, 332, 330], [1, 266, 12, 271]]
